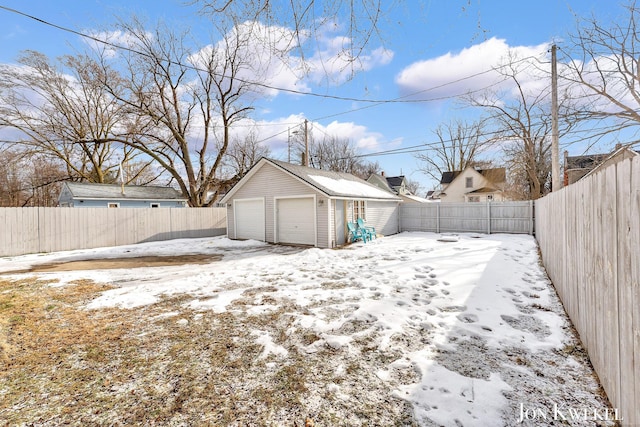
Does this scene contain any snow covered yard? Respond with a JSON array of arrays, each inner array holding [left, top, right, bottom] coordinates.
[[0, 232, 616, 426]]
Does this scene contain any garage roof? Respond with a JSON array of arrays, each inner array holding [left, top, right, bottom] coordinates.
[[63, 182, 187, 201], [222, 158, 401, 202]]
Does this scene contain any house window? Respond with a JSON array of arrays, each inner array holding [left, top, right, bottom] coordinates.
[[468, 196, 480, 202], [107, 203, 120, 208], [150, 203, 160, 208], [487, 194, 494, 201], [353, 200, 366, 220], [465, 177, 473, 188]]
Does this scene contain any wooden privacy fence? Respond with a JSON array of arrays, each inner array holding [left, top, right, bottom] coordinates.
[[399, 201, 535, 235], [536, 155, 639, 426], [0, 207, 227, 257]]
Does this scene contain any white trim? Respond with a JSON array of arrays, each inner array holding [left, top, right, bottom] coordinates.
[[220, 159, 271, 203], [327, 198, 333, 248], [233, 197, 265, 241], [72, 197, 187, 202], [273, 194, 317, 246]]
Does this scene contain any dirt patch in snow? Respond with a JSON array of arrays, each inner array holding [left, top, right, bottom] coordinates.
[[2, 254, 222, 274]]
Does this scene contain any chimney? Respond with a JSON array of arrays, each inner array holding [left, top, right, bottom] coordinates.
[[615, 143, 622, 151], [381, 171, 385, 177]]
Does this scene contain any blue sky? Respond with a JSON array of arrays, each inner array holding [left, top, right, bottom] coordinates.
[[0, 0, 623, 192]]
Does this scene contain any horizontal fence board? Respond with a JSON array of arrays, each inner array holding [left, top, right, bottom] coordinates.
[[0, 207, 227, 257], [535, 155, 639, 426]]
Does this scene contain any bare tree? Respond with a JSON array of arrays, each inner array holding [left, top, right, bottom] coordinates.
[[224, 130, 271, 179], [191, 0, 386, 71], [0, 149, 23, 206], [0, 148, 67, 206], [563, 1, 640, 138], [308, 135, 380, 178], [415, 118, 492, 182], [466, 52, 576, 200], [95, 18, 257, 206], [0, 51, 150, 184], [404, 178, 423, 196]]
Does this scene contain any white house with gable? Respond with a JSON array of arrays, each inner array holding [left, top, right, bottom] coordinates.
[[439, 167, 507, 203]]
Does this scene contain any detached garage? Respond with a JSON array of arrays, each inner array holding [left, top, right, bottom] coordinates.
[[220, 158, 401, 248]]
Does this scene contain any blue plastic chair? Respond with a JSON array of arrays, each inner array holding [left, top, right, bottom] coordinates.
[[357, 218, 376, 240], [347, 221, 368, 243]]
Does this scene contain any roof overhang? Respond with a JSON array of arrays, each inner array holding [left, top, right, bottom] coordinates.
[[220, 158, 401, 203]]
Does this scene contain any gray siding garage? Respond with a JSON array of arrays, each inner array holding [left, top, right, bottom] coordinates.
[[221, 158, 401, 248]]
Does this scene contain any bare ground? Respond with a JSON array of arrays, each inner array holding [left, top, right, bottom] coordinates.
[[0, 252, 617, 426]]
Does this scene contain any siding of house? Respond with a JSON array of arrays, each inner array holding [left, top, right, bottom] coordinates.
[[441, 169, 495, 203], [226, 163, 330, 247], [367, 200, 400, 236], [345, 199, 399, 237], [64, 199, 185, 208]]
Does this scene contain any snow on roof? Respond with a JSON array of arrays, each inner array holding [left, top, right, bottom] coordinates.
[[65, 182, 186, 200], [307, 174, 399, 200], [400, 194, 432, 203]]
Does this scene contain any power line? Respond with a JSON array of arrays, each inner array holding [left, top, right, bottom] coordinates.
[[0, 4, 543, 107], [6, 4, 624, 163]]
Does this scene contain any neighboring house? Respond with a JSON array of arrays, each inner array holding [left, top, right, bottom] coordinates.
[[58, 182, 188, 208], [398, 193, 432, 203], [564, 145, 639, 185], [220, 158, 402, 248], [367, 172, 409, 195], [438, 167, 507, 203], [367, 172, 430, 203]]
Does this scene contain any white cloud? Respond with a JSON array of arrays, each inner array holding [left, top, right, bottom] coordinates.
[[216, 115, 387, 156], [82, 30, 149, 59], [396, 37, 549, 102], [306, 22, 394, 85], [318, 120, 385, 150]]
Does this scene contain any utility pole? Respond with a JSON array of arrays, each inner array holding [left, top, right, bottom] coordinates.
[[551, 44, 560, 191], [304, 119, 309, 167]]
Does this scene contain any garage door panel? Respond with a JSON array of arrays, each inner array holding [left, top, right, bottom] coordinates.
[[235, 199, 265, 241], [277, 198, 315, 245]]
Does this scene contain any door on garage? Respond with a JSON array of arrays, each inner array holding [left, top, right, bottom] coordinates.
[[276, 197, 315, 245], [234, 198, 265, 241]]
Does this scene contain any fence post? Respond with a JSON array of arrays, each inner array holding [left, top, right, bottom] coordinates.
[[529, 200, 534, 235], [487, 202, 491, 234], [436, 203, 440, 233]]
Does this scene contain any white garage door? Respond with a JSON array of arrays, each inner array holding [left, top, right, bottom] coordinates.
[[277, 197, 315, 245], [234, 198, 265, 241]]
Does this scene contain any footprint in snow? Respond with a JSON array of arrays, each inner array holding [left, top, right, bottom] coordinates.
[[420, 279, 438, 288], [522, 291, 540, 299], [456, 313, 479, 323], [440, 305, 467, 313]]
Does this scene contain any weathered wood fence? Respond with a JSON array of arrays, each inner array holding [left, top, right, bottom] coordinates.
[[399, 201, 535, 235], [536, 155, 639, 426], [0, 207, 227, 257]]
